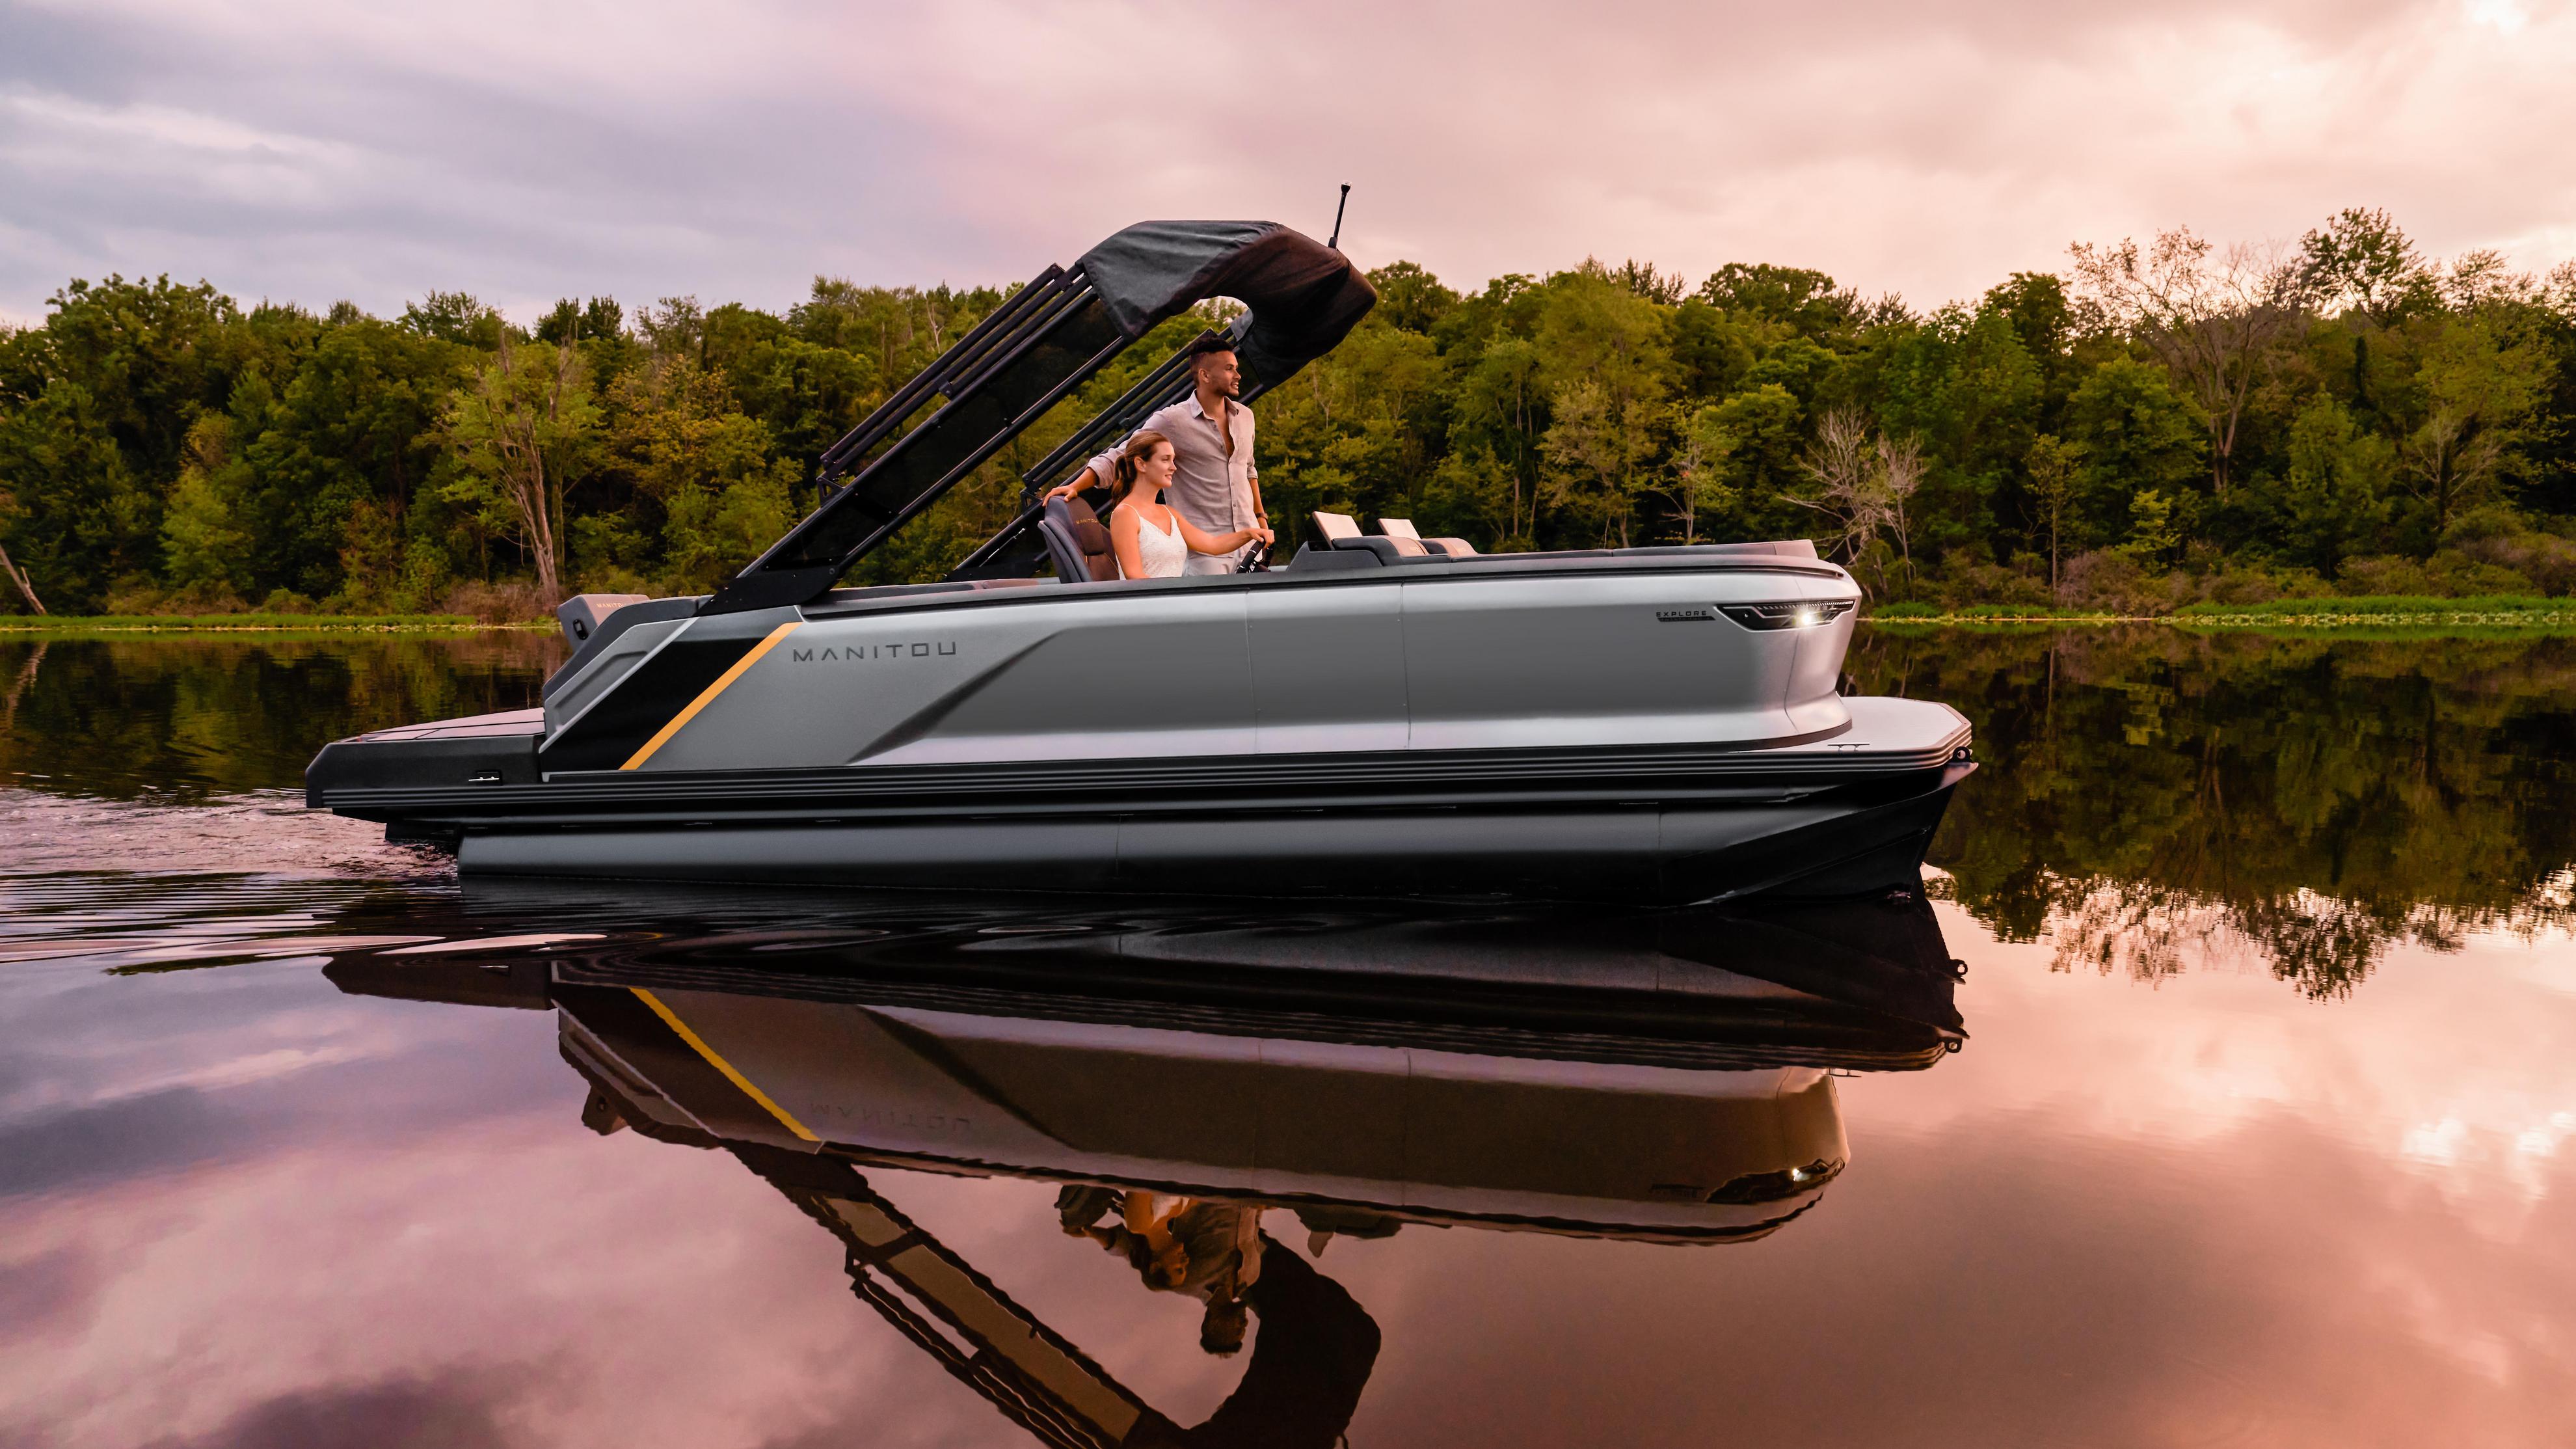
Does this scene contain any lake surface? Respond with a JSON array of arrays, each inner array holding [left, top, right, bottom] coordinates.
[[4, 627, 2574, 1447]]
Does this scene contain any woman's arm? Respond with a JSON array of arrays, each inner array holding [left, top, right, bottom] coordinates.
[[1109, 506, 1147, 579], [1176, 515, 1275, 557]]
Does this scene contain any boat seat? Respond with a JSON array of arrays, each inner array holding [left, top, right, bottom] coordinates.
[[1040, 496, 1118, 582], [1315, 509, 1432, 563], [1313, 510, 1363, 543], [1325, 536, 1440, 565], [1379, 518, 1478, 558], [556, 592, 651, 647], [1728, 539, 1819, 559]]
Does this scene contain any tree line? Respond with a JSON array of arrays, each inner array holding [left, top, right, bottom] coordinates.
[[2, 208, 2571, 616]]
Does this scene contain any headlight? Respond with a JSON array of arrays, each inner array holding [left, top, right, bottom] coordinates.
[[1719, 600, 1855, 630]]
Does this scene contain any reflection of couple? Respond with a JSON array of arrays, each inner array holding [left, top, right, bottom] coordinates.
[[1060, 1185, 1265, 1353], [1046, 339, 1273, 580], [1058, 1185, 1380, 1448]]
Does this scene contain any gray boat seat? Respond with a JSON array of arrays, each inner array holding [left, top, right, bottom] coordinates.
[[1380, 518, 1478, 558], [1040, 496, 1118, 582], [556, 592, 650, 647]]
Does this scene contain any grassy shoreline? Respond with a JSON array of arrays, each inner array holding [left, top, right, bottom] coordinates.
[[0, 613, 548, 633], [1866, 595, 2576, 629]]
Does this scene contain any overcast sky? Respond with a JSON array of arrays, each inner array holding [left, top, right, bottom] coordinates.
[[3, 0, 2573, 326]]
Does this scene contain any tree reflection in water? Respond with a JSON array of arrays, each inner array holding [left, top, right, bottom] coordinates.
[[1859, 625, 2576, 997], [0, 631, 563, 800]]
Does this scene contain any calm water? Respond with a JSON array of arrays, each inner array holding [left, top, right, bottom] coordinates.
[[4, 628, 2575, 1447]]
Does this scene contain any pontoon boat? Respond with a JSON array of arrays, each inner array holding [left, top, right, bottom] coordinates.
[[306, 221, 1972, 902]]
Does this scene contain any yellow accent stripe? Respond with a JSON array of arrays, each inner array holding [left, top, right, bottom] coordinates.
[[620, 620, 803, 770], [630, 986, 820, 1142]]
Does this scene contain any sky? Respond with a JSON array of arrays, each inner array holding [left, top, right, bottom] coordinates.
[[3, 0, 2574, 326]]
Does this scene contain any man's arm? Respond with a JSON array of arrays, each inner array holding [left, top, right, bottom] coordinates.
[[1045, 402, 1183, 502], [1044, 459, 1108, 502]]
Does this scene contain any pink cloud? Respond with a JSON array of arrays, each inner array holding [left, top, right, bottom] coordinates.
[[5, 0, 2571, 318]]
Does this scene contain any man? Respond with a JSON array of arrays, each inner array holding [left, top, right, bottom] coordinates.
[[1046, 336, 1267, 574]]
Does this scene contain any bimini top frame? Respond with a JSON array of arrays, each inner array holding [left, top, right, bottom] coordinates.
[[701, 221, 1378, 616]]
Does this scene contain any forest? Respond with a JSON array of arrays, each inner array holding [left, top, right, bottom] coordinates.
[[1, 208, 2572, 617]]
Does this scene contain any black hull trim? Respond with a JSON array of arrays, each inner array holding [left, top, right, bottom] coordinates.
[[454, 762, 1972, 905]]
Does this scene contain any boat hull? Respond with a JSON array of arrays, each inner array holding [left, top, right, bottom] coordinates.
[[448, 757, 1969, 904]]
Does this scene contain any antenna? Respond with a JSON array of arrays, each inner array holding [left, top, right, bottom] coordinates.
[[1328, 183, 1350, 251]]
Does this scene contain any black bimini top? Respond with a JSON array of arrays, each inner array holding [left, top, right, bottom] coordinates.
[[702, 221, 1376, 615]]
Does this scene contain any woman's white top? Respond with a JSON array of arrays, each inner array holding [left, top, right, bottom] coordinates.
[[1127, 506, 1188, 578]]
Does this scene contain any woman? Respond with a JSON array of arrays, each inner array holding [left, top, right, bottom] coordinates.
[[1106, 431, 1272, 578]]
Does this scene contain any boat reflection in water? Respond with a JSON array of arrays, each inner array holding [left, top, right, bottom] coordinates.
[[326, 884, 1963, 1448]]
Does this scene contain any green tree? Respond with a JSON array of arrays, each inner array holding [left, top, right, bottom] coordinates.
[[2025, 434, 2080, 588], [1367, 262, 1461, 333], [601, 355, 797, 593], [401, 292, 507, 349], [159, 414, 255, 600], [1423, 445, 1529, 552], [1666, 403, 1745, 545], [2069, 228, 2305, 494], [1522, 267, 1672, 547], [439, 336, 598, 601], [1449, 335, 1545, 545], [0, 275, 273, 609], [1667, 299, 1756, 400], [1540, 378, 1663, 547], [1872, 301, 2039, 555], [2393, 314, 2553, 534], [1978, 271, 2081, 384], [2298, 208, 2432, 327], [1535, 265, 1672, 406], [2117, 488, 2179, 564], [2063, 357, 2204, 542], [1697, 264, 1858, 336], [239, 319, 466, 600], [1698, 383, 1808, 541], [535, 296, 626, 346], [2275, 396, 2394, 574], [0, 379, 150, 612]]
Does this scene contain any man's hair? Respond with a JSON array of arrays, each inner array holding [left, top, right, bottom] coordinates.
[[1188, 335, 1237, 366], [1200, 1297, 1248, 1356]]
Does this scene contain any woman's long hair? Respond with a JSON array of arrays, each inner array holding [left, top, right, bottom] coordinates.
[[1108, 431, 1174, 508]]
